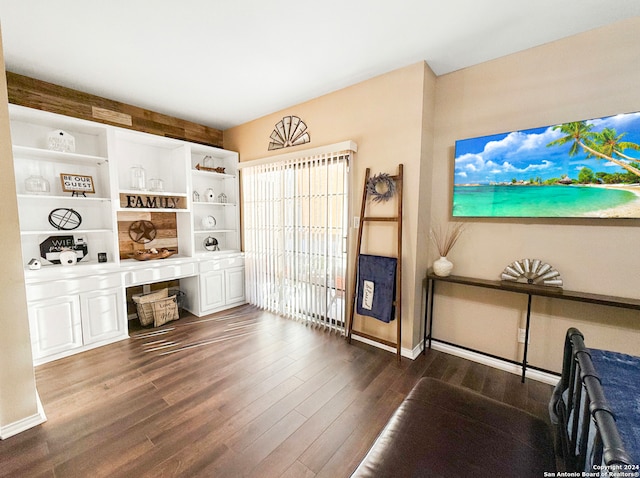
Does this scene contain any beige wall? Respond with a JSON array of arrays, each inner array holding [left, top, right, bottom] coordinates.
[[0, 29, 39, 432], [226, 18, 640, 369], [432, 17, 640, 372], [225, 62, 436, 352]]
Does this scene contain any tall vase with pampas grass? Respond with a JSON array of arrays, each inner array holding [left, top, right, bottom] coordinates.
[[430, 222, 465, 277]]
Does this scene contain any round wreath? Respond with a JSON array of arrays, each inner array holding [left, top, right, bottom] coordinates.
[[366, 172, 396, 202]]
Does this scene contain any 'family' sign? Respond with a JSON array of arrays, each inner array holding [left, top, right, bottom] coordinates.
[[120, 193, 187, 209]]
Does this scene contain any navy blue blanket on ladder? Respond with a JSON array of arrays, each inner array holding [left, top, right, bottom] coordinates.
[[356, 254, 397, 323]]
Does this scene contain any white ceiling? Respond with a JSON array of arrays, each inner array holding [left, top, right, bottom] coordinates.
[[1, 1, 639, 130]]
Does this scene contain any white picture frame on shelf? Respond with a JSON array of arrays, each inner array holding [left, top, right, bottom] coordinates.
[[47, 129, 76, 152]]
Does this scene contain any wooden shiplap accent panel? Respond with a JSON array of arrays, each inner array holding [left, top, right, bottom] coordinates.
[[117, 211, 178, 260], [6, 71, 223, 147]]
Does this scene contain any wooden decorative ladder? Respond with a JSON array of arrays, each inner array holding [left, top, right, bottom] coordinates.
[[346, 164, 403, 361]]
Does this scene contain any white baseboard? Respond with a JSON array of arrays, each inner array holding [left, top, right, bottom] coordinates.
[[350, 333, 559, 385], [350, 334, 423, 360], [33, 334, 129, 366], [430, 341, 560, 385], [0, 390, 47, 440]]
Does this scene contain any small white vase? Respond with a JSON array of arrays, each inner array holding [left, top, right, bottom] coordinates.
[[433, 256, 453, 277]]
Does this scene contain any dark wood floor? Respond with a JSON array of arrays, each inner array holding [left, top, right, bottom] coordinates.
[[0, 305, 554, 477]]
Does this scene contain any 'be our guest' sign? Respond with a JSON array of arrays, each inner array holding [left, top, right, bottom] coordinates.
[[60, 174, 95, 194], [120, 193, 186, 209]]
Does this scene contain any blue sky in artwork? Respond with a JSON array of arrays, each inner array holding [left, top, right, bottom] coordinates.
[[454, 112, 640, 184]]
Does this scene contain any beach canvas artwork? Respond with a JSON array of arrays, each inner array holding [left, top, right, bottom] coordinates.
[[453, 112, 640, 218]]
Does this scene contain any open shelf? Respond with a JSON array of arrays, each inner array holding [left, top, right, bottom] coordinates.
[[193, 201, 237, 206], [13, 145, 107, 165], [192, 169, 236, 180], [20, 228, 112, 236], [17, 194, 111, 202]]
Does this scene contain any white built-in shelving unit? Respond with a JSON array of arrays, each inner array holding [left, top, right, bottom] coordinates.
[[9, 104, 245, 364]]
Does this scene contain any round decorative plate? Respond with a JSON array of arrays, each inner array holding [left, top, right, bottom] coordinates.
[[501, 258, 563, 287], [48, 208, 82, 230], [201, 215, 216, 229], [203, 236, 219, 251], [129, 220, 157, 244]]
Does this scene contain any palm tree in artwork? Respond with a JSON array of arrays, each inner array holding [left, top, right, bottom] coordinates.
[[547, 121, 640, 178], [547, 121, 596, 155], [591, 127, 640, 163]]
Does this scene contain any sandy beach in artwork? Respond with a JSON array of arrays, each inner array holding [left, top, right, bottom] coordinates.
[[582, 184, 640, 218]]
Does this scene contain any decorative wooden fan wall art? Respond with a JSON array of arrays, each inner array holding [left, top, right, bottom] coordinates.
[[268, 116, 310, 151]]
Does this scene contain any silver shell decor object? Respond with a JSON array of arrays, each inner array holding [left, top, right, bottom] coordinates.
[[500, 259, 563, 288]]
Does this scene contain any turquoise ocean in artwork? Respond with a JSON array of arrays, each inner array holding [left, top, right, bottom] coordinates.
[[453, 185, 638, 217]]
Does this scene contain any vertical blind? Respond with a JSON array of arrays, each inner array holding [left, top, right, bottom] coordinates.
[[242, 149, 350, 332]]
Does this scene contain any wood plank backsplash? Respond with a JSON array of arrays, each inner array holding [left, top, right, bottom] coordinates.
[[117, 211, 178, 260], [6, 71, 223, 147]]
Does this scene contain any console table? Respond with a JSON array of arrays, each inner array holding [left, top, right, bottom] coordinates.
[[423, 271, 640, 382]]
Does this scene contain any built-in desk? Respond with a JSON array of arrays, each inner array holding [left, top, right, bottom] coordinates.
[[424, 271, 640, 382], [24, 253, 245, 365]]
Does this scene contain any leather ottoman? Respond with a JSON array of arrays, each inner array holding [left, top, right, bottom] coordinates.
[[351, 377, 556, 477]]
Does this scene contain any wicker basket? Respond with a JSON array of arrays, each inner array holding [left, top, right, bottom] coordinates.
[[133, 288, 169, 326], [151, 295, 179, 327]]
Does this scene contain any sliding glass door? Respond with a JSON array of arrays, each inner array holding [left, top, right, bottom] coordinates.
[[242, 150, 349, 332]]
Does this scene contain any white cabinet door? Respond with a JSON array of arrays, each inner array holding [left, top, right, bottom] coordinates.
[[80, 287, 125, 345], [200, 270, 225, 311], [225, 266, 245, 305], [28, 295, 82, 360]]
